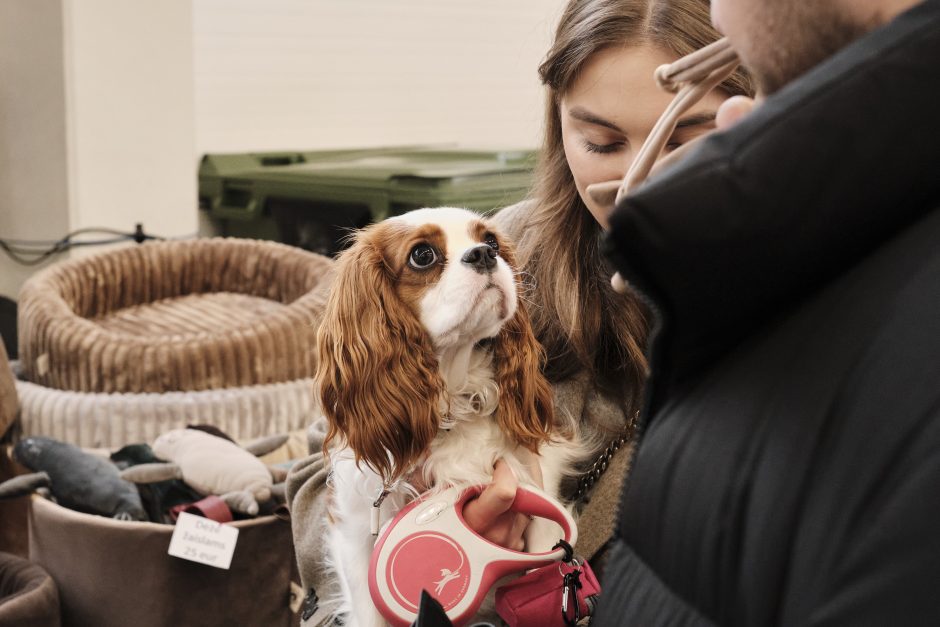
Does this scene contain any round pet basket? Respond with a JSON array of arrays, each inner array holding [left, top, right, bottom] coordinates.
[[14, 375, 319, 450], [17, 238, 334, 394], [0, 550, 60, 627]]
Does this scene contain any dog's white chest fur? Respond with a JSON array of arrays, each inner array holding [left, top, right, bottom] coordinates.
[[421, 344, 536, 489]]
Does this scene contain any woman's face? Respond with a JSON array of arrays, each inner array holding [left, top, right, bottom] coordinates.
[[560, 44, 729, 228]]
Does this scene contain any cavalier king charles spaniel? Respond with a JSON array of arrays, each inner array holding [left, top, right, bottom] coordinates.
[[316, 207, 582, 625]]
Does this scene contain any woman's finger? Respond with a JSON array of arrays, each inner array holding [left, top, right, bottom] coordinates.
[[509, 512, 531, 551], [716, 95, 757, 130], [462, 460, 518, 533]]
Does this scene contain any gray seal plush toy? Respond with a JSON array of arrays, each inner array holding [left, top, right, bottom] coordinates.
[[5, 436, 147, 521]]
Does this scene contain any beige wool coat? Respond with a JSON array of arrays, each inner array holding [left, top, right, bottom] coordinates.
[[286, 202, 636, 625]]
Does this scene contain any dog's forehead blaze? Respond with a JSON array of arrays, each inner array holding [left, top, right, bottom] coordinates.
[[468, 219, 492, 243]]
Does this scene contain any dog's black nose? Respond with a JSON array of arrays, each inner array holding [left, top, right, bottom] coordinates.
[[461, 244, 498, 273]]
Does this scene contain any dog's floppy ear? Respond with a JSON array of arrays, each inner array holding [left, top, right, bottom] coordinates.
[[316, 227, 444, 483], [490, 237, 555, 451]]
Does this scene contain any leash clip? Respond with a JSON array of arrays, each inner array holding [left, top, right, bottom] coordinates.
[[561, 569, 583, 626], [370, 486, 391, 536]]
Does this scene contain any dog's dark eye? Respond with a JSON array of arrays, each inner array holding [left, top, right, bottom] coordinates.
[[483, 233, 499, 252], [408, 244, 438, 269]]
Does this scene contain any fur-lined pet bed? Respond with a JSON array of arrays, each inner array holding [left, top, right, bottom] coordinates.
[[14, 375, 319, 450], [17, 238, 333, 394]]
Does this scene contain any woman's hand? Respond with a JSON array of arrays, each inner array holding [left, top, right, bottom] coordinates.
[[462, 459, 530, 551]]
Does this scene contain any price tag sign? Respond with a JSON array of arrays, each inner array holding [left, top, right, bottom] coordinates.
[[168, 512, 239, 569]]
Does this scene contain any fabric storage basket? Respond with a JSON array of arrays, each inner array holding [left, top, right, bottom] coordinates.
[[28, 495, 300, 627]]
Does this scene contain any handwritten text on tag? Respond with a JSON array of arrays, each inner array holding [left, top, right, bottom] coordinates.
[[167, 512, 239, 569]]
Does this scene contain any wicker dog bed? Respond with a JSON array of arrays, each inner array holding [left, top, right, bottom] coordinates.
[[17, 238, 334, 394]]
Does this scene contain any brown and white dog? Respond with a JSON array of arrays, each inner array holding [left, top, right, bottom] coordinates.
[[315, 207, 583, 626]]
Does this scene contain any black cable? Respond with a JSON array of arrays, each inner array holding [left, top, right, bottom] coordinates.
[[0, 224, 168, 266], [2, 227, 139, 246], [0, 239, 70, 266]]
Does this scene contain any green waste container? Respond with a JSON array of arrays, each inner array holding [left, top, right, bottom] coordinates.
[[198, 146, 537, 255]]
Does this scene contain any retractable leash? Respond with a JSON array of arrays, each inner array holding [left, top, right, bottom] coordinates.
[[368, 484, 577, 627], [591, 37, 742, 293]]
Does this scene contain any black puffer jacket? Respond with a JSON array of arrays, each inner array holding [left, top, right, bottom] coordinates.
[[597, 2, 940, 625]]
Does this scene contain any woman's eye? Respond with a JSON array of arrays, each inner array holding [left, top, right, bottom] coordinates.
[[583, 139, 623, 154], [408, 244, 438, 269], [665, 141, 684, 152], [483, 233, 499, 252]]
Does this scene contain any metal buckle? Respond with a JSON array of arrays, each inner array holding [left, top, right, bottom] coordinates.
[[561, 569, 583, 626]]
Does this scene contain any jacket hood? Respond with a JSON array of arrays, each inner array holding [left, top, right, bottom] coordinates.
[[603, 0, 940, 399]]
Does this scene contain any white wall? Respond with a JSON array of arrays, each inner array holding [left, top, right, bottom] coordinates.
[[0, 0, 71, 298], [64, 0, 198, 239], [0, 0, 197, 300], [193, 0, 566, 154]]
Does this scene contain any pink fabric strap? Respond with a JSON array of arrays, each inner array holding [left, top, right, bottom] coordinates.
[[169, 495, 233, 523]]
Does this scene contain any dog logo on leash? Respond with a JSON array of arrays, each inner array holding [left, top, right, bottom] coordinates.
[[433, 568, 461, 596]]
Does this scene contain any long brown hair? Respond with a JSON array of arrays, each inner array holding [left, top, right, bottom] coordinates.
[[519, 0, 754, 413]]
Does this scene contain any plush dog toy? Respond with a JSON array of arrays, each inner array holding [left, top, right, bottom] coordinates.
[[120, 428, 285, 516]]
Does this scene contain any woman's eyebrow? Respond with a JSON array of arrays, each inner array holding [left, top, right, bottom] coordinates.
[[568, 106, 623, 133], [675, 112, 717, 129]]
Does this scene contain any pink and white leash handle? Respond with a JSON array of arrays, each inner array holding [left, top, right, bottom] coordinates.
[[369, 484, 577, 627]]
